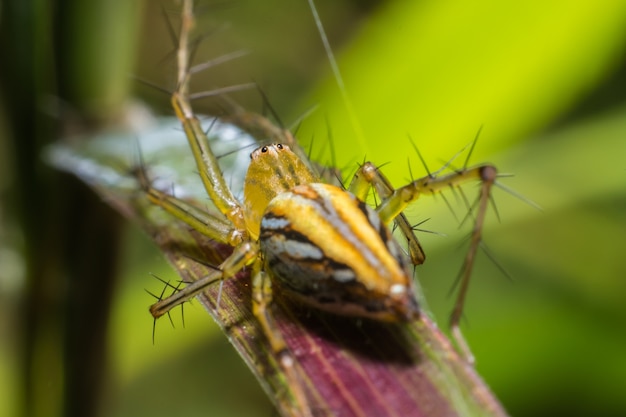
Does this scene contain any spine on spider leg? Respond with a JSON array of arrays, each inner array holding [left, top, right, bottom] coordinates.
[[149, 269, 222, 319]]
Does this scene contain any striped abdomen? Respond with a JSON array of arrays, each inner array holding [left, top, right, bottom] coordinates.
[[259, 183, 418, 322]]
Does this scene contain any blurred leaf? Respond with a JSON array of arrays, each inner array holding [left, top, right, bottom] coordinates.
[[297, 0, 626, 171]]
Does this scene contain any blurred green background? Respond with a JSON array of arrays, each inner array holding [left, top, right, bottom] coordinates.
[[1, 1, 625, 417]]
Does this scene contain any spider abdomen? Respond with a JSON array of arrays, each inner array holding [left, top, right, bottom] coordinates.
[[260, 183, 419, 322]]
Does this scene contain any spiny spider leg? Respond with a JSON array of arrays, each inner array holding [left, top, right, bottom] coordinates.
[[349, 156, 497, 364]]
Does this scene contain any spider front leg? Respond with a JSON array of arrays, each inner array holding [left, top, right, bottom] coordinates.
[[171, 94, 248, 243], [351, 161, 498, 364], [167, 0, 249, 242]]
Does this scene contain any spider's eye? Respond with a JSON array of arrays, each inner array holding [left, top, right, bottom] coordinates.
[[261, 146, 268, 153], [277, 143, 283, 150]]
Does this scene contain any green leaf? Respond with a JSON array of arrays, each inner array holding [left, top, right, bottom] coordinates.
[[297, 0, 626, 171]]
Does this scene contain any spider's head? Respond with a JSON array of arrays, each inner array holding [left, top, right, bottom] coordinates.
[[243, 143, 317, 240]]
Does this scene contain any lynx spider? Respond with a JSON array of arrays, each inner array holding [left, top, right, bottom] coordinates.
[[145, 1, 500, 415]]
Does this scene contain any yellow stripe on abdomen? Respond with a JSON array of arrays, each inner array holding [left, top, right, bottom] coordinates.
[[261, 183, 409, 296]]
